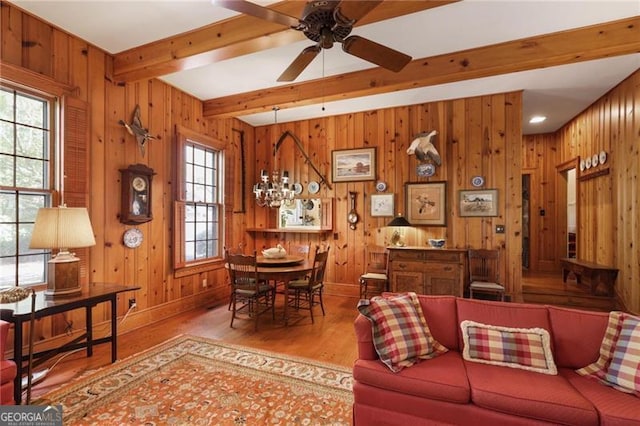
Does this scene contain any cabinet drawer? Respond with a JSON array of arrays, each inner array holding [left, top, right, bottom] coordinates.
[[390, 261, 424, 272], [423, 250, 464, 263], [389, 250, 424, 261]]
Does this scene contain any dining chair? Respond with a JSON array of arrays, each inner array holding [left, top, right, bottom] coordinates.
[[286, 245, 330, 323], [359, 245, 389, 299], [468, 248, 505, 301], [225, 249, 275, 330]]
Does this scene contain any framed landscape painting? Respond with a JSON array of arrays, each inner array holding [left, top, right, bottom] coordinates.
[[332, 148, 376, 182], [405, 182, 446, 226], [459, 189, 499, 217]]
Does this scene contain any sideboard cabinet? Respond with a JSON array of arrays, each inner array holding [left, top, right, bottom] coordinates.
[[388, 247, 467, 297]]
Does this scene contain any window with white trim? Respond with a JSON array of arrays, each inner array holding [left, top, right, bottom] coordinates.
[[0, 86, 54, 286]]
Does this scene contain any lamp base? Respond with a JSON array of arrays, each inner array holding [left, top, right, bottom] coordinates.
[[45, 258, 82, 298]]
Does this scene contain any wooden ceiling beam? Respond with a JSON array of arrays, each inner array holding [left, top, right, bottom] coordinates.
[[202, 16, 640, 118], [112, 1, 454, 82]]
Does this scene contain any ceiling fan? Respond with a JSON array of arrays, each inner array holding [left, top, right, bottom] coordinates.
[[215, 0, 412, 82]]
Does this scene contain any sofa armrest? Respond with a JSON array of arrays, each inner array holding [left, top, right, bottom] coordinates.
[[0, 320, 9, 361], [354, 314, 378, 360]]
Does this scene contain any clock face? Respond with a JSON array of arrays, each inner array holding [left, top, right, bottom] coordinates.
[[123, 228, 143, 248], [132, 176, 147, 192]]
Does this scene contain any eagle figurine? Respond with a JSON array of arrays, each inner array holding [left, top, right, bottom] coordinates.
[[406, 130, 441, 165], [119, 105, 156, 157]]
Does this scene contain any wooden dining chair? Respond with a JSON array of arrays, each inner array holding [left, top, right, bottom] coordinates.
[[468, 249, 505, 301], [225, 249, 275, 330], [359, 245, 389, 299], [286, 245, 330, 323]]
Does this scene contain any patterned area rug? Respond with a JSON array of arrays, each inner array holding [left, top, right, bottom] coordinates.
[[35, 335, 353, 425]]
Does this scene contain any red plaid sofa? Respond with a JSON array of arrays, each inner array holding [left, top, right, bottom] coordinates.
[[353, 295, 640, 425]]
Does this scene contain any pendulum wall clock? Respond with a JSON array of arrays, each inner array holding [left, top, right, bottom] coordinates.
[[119, 164, 155, 225]]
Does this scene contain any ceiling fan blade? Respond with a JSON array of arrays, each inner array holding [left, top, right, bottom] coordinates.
[[214, 0, 301, 29], [333, 0, 383, 26], [277, 45, 321, 82], [342, 35, 411, 72]]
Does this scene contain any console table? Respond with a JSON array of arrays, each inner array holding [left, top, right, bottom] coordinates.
[[0, 282, 139, 404], [388, 247, 466, 297], [561, 258, 618, 297]]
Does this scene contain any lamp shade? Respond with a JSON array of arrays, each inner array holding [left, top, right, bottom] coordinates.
[[387, 215, 411, 227], [29, 207, 96, 250]]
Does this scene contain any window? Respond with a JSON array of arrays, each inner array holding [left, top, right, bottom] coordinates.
[[174, 126, 225, 270], [0, 86, 54, 286]]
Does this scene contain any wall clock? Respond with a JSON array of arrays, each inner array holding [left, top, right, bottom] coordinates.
[[119, 164, 155, 225], [123, 228, 143, 248]]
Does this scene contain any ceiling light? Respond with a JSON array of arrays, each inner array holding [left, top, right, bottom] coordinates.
[[529, 115, 547, 124]]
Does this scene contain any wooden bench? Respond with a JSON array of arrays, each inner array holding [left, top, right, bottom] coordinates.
[[560, 258, 618, 297]]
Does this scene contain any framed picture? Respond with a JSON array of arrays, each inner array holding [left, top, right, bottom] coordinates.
[[332, 147, 376, 182], [459, 189, 499, 217], [370, 193, 394, 217], [405, 182, 446, 226]]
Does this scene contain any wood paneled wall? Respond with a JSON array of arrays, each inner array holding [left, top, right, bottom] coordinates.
[[1, 2, 251, 351], [243, 93, 523, 299], [522, 70, 639, 313]]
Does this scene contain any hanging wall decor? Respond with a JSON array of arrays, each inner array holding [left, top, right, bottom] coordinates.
[[406, 130, 441, 177]]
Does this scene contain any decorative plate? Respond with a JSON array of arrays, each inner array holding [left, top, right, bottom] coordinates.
[[375, 181, 387, 192], [599, 150, 607, 165], [416, 163, 435, 177], [308, 181, 320, 194], [292, 183, 303, 195], [585, 156, 592, 169], [580, 159, 585, 171], [592, 154, 599, 167], [471, 176, 485, 187], [123, 228, 143, 248]]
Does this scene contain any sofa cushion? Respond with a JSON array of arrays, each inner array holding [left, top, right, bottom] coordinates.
[[456, 299, 552, 351], [353, 351, 470, 404], [357, 292, 447, 372], [560, 368, 640, 426], [603, 314, 640, 394], [417, 295, 459, 351], [548, 306, 609, 368], [576, 310, 626, 379], [465, 361, 599, 425], [461, 320, 557, 375]]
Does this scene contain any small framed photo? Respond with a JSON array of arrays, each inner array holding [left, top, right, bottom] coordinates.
[[406, 182, 446, 226], [459, 189, 499, 217], [370, 193, 394, 217], [332, 147, 376, 182]]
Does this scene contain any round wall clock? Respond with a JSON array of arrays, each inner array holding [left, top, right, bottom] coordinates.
[[123, 228, 143, 248]]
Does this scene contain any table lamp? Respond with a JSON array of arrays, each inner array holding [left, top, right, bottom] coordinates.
[[387, 214, 411, 247], [29, 206, 96, 298]]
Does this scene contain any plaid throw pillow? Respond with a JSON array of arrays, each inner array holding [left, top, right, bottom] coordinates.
[[603, 315, 640, 395], [461, 320, 557, 375], [357, 292, 448, 372], [576, 311, 626, 379]]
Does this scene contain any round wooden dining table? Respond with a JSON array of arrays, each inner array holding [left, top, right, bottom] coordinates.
[[255, 256, 313, 325]]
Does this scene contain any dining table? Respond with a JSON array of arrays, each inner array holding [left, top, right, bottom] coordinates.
[[255, 255, 313, 325]]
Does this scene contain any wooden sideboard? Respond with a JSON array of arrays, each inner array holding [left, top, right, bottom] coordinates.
[[388, 247, 467, 297]]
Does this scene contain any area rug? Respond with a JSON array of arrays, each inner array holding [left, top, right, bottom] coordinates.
[[35, 335, 354, 425]]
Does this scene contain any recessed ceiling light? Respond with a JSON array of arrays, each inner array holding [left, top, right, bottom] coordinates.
[[529, 115, 547, 124]]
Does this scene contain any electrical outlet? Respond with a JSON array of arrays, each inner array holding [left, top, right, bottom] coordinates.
[[128, 298, 136, 308], [202, 278, 207, 288], [495, 225, 505, 234]]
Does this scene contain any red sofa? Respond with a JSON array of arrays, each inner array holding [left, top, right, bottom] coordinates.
[[1, 320, 17, 405], [353, 296, 640, 425]]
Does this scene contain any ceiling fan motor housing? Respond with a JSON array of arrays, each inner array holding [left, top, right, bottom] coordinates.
[[301, 1, 352, 46]]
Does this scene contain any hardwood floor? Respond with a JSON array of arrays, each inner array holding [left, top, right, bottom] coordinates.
[[26, 270, 615, 402], [28, 294, 360, 401]]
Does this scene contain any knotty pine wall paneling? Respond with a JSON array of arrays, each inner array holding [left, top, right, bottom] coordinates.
[[247, 93, 523, 300], [0, 1, 247, 353]]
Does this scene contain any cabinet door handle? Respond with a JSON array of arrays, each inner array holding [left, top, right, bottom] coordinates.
[[443, 266, 452, 271], [398, 263, 407, 269]]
